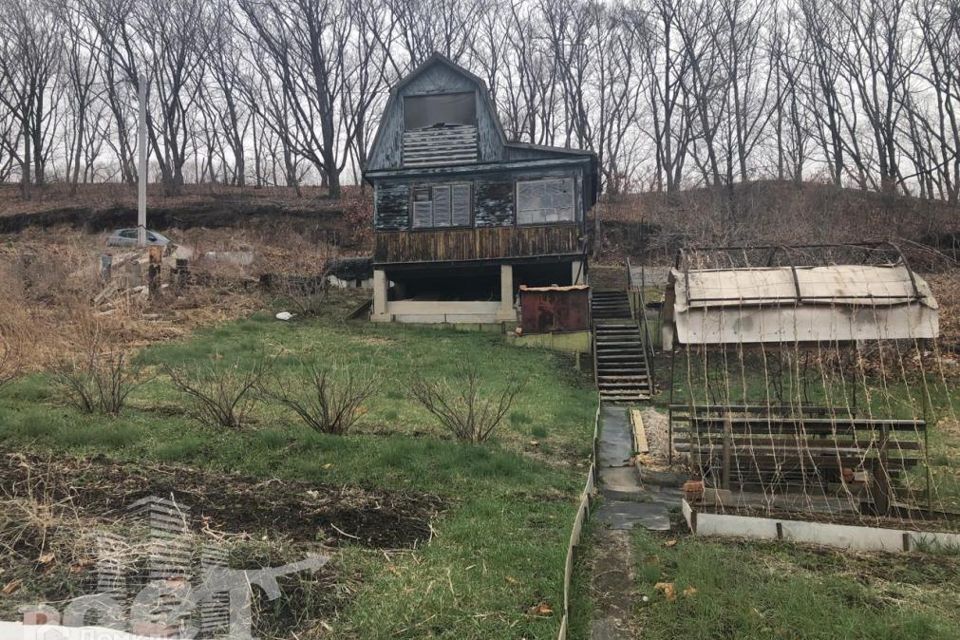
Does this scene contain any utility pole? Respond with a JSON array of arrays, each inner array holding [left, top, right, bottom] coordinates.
[[137, 78, 148, 247]]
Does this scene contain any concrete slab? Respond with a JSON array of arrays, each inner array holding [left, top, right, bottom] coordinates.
[[642, 485, 684, 508], [595, 500, 671, 531], [597, 405, 633, 467], [598, 466, 642, 496]]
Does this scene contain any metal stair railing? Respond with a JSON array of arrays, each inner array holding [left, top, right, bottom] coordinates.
[[626, 257, 655, 391]]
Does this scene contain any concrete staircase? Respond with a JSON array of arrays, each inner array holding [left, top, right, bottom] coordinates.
[[591, 290, 652, 403]]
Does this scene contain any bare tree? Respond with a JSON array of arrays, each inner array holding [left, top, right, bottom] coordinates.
[[239, 0, 355, 198], [0, 0, 958, 205], [0, 0, 63, 197], [62, 0, 104, 194]]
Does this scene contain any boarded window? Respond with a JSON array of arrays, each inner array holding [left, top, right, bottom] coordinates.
[[451, 184, 471, 226], [516, 178, 575, 224], [404, 92, 477, 130], [412, 186, 433, 228], [411, 183, 473, 228]]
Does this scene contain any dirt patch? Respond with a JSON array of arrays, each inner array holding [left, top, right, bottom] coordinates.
[[636, 407, 682, 474], [0, 450, 445, 549], [586, 528, 642, 639]]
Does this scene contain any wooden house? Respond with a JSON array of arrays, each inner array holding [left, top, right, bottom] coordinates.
[[364, 53, 599, 324]]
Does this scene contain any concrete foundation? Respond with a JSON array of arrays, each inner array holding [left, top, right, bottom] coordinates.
[[372, 263, 520, 324], [571, 260, 585, 285], [372, 269, 389, 321], [371, 300, 517, 324], [682, 499, 960, 553], [497, 264, 515, 321]]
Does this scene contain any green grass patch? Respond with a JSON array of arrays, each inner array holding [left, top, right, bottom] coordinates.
[[632, 530, 960, 639], [0, 298, 597, 638]]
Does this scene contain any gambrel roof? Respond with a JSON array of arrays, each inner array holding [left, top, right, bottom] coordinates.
[[365, 51, 597, 198]]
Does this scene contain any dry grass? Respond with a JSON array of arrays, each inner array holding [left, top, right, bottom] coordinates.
[[596, 179, 960, 265], [0, 182, 343, 217], [0, 224, 340, 371]]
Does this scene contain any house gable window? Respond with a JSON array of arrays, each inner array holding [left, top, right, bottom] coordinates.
[[516, 178, 576, 225], [411, 183, 472, 228], [404, 92, 477, 130]]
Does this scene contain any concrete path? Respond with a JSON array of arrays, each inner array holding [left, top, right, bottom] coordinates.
[[589, 404, 681, 640], [595, 405, 671, 531]]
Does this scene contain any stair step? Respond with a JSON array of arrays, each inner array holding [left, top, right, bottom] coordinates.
[[599, 385, 650, 391]]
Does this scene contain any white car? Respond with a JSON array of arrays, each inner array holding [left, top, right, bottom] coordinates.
[[106, 228, 171, 247]]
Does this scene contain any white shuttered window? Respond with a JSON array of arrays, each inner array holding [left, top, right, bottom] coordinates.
[[516, 178, 575, 224], [411, 183, 472, 228]]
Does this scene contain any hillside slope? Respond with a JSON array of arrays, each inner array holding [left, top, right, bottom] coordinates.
[[595, 180, 960, 266]]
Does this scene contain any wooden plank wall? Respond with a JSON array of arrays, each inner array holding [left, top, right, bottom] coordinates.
[[402, 125, 479, 167], [374, 224, 581, 263]]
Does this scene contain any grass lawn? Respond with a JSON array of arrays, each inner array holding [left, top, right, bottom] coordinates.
[[0, 293, 597, 638], [631, 528, 960, 640]]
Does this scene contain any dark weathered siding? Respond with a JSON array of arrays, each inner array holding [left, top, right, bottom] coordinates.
[[375, 183, 410, 230], [367, 61, 505, 172], [374, 224, 582, 264], [475, 178, 514, 226]]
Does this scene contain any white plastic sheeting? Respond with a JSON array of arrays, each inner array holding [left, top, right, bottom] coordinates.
[[516, 178, 575, 224], [664, 264, 939, 346]]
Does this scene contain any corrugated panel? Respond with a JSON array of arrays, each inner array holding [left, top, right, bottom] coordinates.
[[433, 185, 451, 226], [674, 265, 936, 310], [452, 184, 471, 226], [520, 288, 590, 333], [403, 124, 478, 167]]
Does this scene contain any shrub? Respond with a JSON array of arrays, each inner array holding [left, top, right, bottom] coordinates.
[[260, 361, 378, 435], [51, 349, 145, 415], [410, 363, 524, 443], [164, 358, 266, 429]]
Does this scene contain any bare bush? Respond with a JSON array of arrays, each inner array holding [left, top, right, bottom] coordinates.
[[268, 275, 330, 317], [52, 350, 146, 415], [259, 361, 378, 435], [164, 358, 267, 429], [0, 340, 22, 390], [410, 364, 524, 443]]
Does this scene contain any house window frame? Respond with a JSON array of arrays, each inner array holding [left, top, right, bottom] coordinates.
[[403, 91, 478, 131], [514, 177, 577, 226], [409, 181, 474, 230]]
